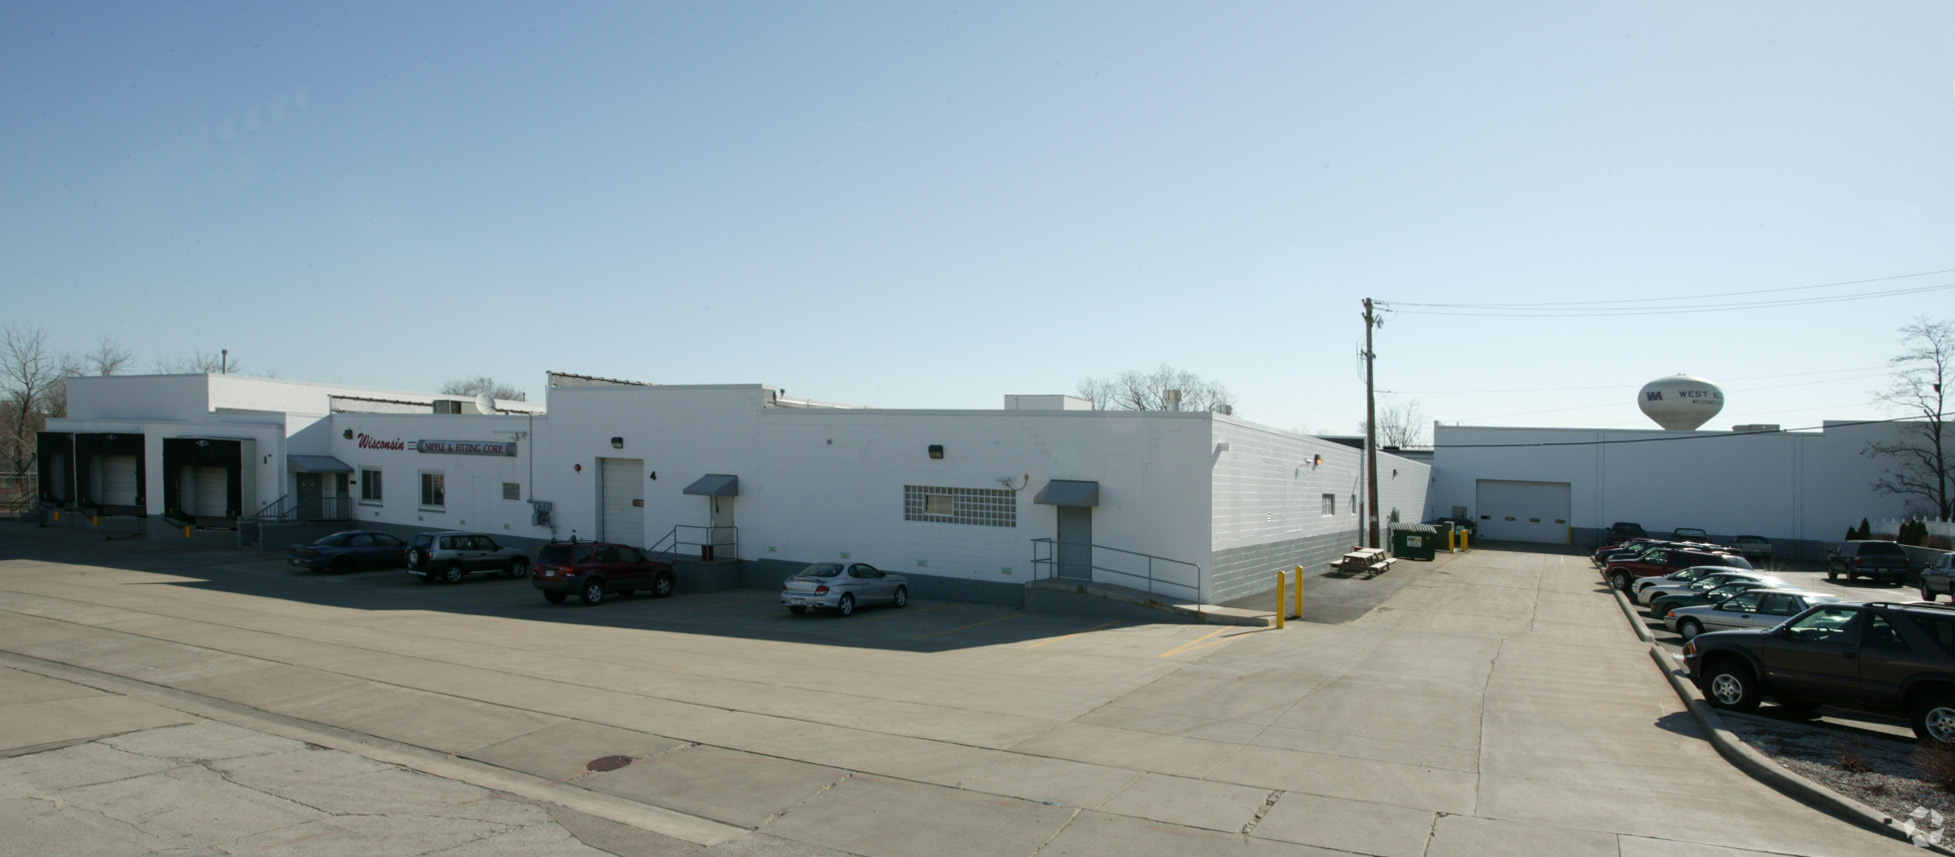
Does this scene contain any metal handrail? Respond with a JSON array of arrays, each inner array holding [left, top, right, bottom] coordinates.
[[651, 524, 740, 564], [1028, 538, 1203, 604], [250, 494, 354, 522]]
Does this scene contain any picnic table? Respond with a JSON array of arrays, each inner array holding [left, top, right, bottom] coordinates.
[[1333, 547, 1396, 575]]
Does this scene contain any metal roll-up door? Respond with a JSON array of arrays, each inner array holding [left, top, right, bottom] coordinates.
[[97, 455, 139, 506], [1475, 479, 1572, 544], [599, 458, 645, 547], [191, 466, 228, 516]]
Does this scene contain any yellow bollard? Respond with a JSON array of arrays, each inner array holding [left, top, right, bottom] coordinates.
[[1461, 530, 1470, 552], [184, 526, 192, 538], [1293, 565, 1304, 619], [1275, 573, 1286, 629]]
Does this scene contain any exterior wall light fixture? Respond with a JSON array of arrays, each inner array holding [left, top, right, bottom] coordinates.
[[611, 437, 624, 449], [928, 444, 944, 459]]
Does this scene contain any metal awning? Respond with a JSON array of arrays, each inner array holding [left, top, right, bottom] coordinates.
[[683, 474, 739, 497], [1033, 479, 1099, 507], [287, 455, 354, 474]]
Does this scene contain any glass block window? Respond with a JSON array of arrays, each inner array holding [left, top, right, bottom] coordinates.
[[905, 485, 1015, 527], [502, 482, 522, 500], [1321, 494, 1336, 515]]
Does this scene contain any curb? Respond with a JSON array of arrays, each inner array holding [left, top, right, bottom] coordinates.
[[1608, 583, 1943, 852]]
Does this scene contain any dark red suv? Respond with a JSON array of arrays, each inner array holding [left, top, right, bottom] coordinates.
[[530, 541, 675, 605], [1603, 547, 1751, 592]]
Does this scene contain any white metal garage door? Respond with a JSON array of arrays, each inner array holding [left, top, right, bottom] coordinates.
[[1475, 479, 1571, 544], [95, 455, 139, 506], [181, 466, 228, 516], [599, 457, 645, 547]]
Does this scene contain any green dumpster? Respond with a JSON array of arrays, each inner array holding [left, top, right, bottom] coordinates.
[[1391, 523, 1439, 561]]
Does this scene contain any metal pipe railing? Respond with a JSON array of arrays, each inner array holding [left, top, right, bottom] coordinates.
[[1028, 538, 1203, 603]]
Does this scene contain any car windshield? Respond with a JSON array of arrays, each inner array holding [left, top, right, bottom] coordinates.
[[800, 563, 844, 578], [312, 533, 353, 546]]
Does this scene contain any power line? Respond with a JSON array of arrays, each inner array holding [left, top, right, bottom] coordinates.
[[1390, 365, 1888, 396], [1389, 268, 1955, 310], [1435, 417, 1911, 449], [1390, 282, 1955, 317]]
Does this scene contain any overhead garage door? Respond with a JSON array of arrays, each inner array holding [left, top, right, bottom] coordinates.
[[95, 455, 139, 506], [1475, 479, 1571, 544], [181, 466, 229, 516], [599, 457, 645, 547]]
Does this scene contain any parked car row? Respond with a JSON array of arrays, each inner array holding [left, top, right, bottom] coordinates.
[[1602, 522, 1773, 562], [1596, 539, 1754, 593], [287, 529, 909, 618]]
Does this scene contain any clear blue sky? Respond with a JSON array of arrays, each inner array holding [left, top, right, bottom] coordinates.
[[4, 2, 1951, 435]]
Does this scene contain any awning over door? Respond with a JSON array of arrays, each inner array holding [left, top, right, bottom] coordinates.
[[287, 455, 354, 473], [683, 474, 739, 497], [1034, 479, 1099, 507]]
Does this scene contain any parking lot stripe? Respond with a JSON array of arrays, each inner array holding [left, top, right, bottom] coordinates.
[[1026, 619, 1128, 648], [858, 604, 953, 622], [1158, 628, 1228, 658], [909, 613, 1020, 640]]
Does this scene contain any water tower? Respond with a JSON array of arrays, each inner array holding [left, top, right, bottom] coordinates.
[[1637, 374, 1724, 430]]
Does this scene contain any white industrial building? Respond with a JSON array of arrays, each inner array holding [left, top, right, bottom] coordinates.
[[1426, 420, 1946, 557], [37, 372, 1430, 609]]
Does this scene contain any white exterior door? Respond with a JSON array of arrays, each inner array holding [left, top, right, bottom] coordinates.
[[1475, 479, 1571, 544], [599, 457, 645, 547]]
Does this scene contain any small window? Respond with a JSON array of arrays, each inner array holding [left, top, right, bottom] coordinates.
[[1322, 494, 1336, 515], [594, 546, 620, 563], [618, 546, 646, 563], [1864, 615, 1910, 651], [924, 495, 954, 516], [503, 482, 522, 501], [420, 472, 444, 508], [360, 469, 383, 503]]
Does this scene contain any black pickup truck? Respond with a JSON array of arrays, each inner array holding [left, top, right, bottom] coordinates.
[[1826, 540, 1912, 586]]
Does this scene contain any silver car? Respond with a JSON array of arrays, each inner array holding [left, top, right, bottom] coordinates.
[[1666, 589, 1841, 640], [1638, 570, 1785, 606], [1631, 565, 1739, 603], [780, 562, 909, 617]]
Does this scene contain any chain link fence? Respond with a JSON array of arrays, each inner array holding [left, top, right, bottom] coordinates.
[[0, 474, 37, 520]]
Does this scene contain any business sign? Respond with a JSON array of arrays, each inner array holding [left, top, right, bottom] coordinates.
[[418, 439, 518, 457]]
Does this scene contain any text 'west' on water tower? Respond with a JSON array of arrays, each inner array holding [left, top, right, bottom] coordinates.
[[1637, 374, 1724, 430]]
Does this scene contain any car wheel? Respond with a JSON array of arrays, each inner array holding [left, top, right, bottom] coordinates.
[[787, 605, 807, 615], [1608, 570, 1631, 591], [544, 592, 567, 604], [1702, 661, 1761, 713], [507, 558, 529, 579], [1825, 569, 1836, 581], [652, 572, 675, 598], [836, 593, 855, 617], [1923, 586, 1937, 602], [1677, 618, 1703, 641], [580, 579, 606, 605], [1915, 694, 1955, 744], [893, 586, 908, 608], [443, 563, 465, 585], [330, 556, 354, 575], [407, 548, 428, 570]]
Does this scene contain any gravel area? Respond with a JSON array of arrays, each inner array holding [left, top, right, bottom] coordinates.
[[1723, 711, 1955, 837]]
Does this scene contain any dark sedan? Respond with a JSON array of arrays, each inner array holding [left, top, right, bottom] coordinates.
[[288, 530, 410, 573]]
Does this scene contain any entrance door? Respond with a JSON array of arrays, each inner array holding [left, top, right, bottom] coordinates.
[[709, 495, 734, 557], [1056, 506, 1093, 580], [296, 473, 322, 521], [599, 458, 645, 547]]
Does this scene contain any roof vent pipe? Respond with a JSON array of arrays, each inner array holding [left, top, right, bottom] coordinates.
[[1165, 389, 1182, 412]]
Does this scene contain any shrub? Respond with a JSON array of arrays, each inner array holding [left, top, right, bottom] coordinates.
[[1859, 518, 1873, 540]]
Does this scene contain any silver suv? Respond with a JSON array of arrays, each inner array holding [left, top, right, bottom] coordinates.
[[406, 532, 531, 584]]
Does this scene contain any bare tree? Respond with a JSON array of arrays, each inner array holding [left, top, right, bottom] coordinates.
[[1360, 399, 1429, 449], [0, 325, 64, 485], [440, 376, 528, 402], [152, 349, 238, 374], [82, 336, 133, 376], [1866, 318, 1952, 520], [1076, 364, 1236, 414]]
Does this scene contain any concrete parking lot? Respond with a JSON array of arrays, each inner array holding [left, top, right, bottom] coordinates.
[[0, 524, 1923, 856]]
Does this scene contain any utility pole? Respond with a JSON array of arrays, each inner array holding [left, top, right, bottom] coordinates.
[[1362, 298, 1381, 549]]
